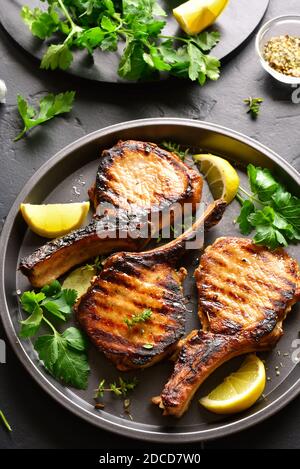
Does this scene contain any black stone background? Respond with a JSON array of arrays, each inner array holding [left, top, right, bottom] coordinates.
[[0, 0, 299, 449]]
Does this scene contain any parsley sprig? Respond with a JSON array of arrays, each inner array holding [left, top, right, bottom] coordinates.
[[244, 97, 264, 118], [19, 280, 90, 389], [236, 164, 300, 250], [15, 91, 75, 141], [21, 0, 221, 85], [124, 308, 152, 328]]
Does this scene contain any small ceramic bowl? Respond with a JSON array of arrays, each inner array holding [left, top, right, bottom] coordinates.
[[255, 15, 300, 85]]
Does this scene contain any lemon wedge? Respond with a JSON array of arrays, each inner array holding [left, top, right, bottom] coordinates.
[[20, 202, 90, 238], [173, 0, 229, 36], [62, 265, 96, 298], [193, 153, 239, 204], [199, 354, 266, 414]]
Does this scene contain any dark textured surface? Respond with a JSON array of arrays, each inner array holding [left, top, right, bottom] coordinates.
[[0, 0, 299, 449]]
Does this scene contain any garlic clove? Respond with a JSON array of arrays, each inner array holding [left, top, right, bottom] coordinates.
[[0, 79, 7, 104]]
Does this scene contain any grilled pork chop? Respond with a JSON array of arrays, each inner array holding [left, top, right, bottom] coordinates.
[[75, 200, 226, 371], [154, 237, 300, 417], [20, 140, 203, 287]]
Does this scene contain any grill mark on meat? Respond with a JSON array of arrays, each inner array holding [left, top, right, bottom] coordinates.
[[20, 140, 203, 287], [76, 201, 226, 371], [153, 237, 300, 417]]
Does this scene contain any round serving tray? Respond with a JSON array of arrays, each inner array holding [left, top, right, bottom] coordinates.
[[0, 0, 269, 83], [0, 118, 299, 443]]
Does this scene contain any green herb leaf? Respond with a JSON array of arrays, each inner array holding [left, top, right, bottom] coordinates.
[[41, 282, 77, 319], [34, 334, 60, 368], [76, 27, 105, 53], [21, 5, 59, 39], [101, 16, 116, 32], [142, 343, 153, 349], [19, 305, 43, 338], [192, 31, 220, 51], [244, 97, 264, 118], [20, 0, 221, 85], [35, 331, 90, 389], [0, 410, 12, 432], [19, 281, 89, 389], [95, 379, 106, 398], [41, 44, 73, 71], [247, 164, 279, 202], [118, 40, 150, 80], [236, 164, 300, 249], [236, 199, 255, 235], [41, 280, 61, 297], [253, 225, 287, 250], [124, 308, 152, 328], [15, 91, 75, 141], [95, 377, 138, 399], [161, 141, 189, 161], [20, 291, 46, 313], [62, 327, 88, 351], [272, 190, 300, 231]]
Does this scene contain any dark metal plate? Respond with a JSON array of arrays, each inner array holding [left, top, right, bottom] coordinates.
[[0, 0, 269, 83], [0, 118, 299, 443]]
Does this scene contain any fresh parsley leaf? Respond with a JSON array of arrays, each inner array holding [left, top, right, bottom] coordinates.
[[76, 27, 105, 53], [253, 224, 287, 250], [62, 327, 88, 352], [247, 164, 279, 202], [20, 291, 46, 313], [100, 34, 118, 51], [192, 31, 221, 51], [34, 334, 59, 368], [19, 305, 43, 338], [187, 42, 205, 81], [15, 91, 75, 141], [41, 44, 73, 71], [21, 0, 221, 85], [244, 97, 264, 117], [101, 16, 117, 33], [42, 301, 66, 321], [51, 338, 89, 389], [19, 281, 89, 389], [35, 332, 90, 389], [248, 206, 275, 226], [236, 199, 255, 235], [143, 46, 171, 71], [21, 4, 59, 39], [236, 164, 300, 249], [41, 280, 61, 297], [152, 2, 167, 17], [118, 40, 150, 80], [124, 308, 152, 328], [40, 280, 78, 319], [272, 190, 300, 231]]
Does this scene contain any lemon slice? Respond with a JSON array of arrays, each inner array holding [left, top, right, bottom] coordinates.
[[173, 0, 229, 36], [20, 202, 90, 238], [193, 153, 239, 204], [199, 354, 266, 414], [63, 265, 96, 297]]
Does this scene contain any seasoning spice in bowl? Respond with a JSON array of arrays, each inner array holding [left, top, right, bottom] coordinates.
[[263, 35, 300, 78], [256, 15, 300, 85]]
